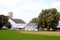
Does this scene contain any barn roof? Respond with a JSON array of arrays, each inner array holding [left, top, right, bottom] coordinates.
[[11, 19, 26, 23]]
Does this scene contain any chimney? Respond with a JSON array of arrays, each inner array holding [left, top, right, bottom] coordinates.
[[8, 12, 13, 19]]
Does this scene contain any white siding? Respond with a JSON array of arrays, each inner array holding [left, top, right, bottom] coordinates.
[[57, 21, 60, 28], [25, 23, 38, 31], [8, 19, 26, 30], [16, 23, 26, 28], [8, 19, 17, 28]]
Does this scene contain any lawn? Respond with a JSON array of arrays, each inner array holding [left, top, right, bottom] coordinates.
[[0, 30, 60, 40]]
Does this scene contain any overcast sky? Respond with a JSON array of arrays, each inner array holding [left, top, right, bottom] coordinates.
[[0, 0, 60, 23]]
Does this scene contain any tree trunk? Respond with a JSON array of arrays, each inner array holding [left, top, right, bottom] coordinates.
[[52, 28, 57, 31], [0, 27, 2, 29], [38, 26, 41, 31], [42, 27, 44, 31], [47, 23, 50, 31], [47, 27, 50, 31]]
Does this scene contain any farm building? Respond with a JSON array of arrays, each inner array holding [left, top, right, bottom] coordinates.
[[8, 12, 26, 30], [57, 21, 60, 28], [8, 19, 26, 30], [24, 23, 38, 31], [56, 20, 60, 31]]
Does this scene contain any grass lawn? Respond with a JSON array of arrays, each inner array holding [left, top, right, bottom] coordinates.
[[0, 30, 60, 40]]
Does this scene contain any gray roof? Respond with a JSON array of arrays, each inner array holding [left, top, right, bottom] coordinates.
[[26, 23, 37, 26], [12, 19, 26, 23]]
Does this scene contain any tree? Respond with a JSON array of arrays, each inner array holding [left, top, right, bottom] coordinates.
[[0, 15, 8, 29], [5, 22, 11, 29], [38, 9, 48, 30], [38, 8, 59, 31], [30, 18, 38, 23]]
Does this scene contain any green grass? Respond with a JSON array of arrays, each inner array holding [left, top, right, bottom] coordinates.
[[0, 30, 60, 40]]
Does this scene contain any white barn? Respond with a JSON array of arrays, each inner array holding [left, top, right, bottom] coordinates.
[[25, 23, 38, 31], [7, 12, 26, 30], [8, 19, 26, 30]]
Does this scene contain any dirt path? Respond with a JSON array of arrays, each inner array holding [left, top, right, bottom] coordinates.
[[19, 31, 60, 36]]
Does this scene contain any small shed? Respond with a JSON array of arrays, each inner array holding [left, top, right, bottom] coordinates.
[[24, 23, 38, 31], [2, 26, 8, 29]]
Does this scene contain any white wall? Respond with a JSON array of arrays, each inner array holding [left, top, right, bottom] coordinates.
[[25, 25, 38, 31], [8, 19, 26, 30], [57, 21, 60, 28], [16, 23, 26, 28]]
